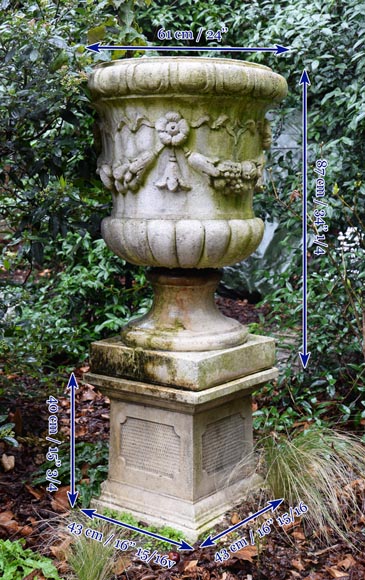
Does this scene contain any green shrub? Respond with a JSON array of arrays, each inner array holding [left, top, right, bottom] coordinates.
[[1, 232, 152, 374], [32, 440, 110, 508], [0, 0, 147, 262], [0, 539, 61, 580]]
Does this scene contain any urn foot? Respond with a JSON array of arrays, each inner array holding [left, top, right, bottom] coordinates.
[[121, 268, 248, 351]]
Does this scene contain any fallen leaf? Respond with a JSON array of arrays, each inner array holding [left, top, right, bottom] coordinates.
[[325, 567, 349, 579], [233, 545, 258, 563], [24, 484, 45, 500], [113, 555, 131, 575], [292, 559, 305, 571], [184, 559, 199, 571], [230, 512, 240, 525], [279, 518, 300, 531], [290, 572, 301, 578], [23, 571, 47, 580], [56, 561, 70, 576], [344, 478, 365, 492], [50, 536, 73, 560], [292, 529, 306, 541], [1, 453, 15, 471], [0, 510, 21, 533], [75, 425, 88, 437], [79, 366, 90, 373], [80, 387, 97, 401], [337, 555, 356, 570], [21, 525, 34, 536], [50, 486, 70, 513], [101, 414, 110, 420]]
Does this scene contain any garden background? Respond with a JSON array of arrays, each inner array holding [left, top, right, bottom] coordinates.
[[0, 1, 365, 578]]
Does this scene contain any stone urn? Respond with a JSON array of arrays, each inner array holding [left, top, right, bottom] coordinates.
[[87, 57, 287, 539], [88, 57, 287, 353]]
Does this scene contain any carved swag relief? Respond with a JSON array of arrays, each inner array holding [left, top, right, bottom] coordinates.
[[97, 111, 271, 197]]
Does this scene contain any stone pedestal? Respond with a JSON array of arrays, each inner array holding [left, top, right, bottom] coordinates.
[[85, 366, 277, 539]]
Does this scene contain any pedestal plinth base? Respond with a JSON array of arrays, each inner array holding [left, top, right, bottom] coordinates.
[[89, 333, 275, 391], [85, 368, 277, 540]]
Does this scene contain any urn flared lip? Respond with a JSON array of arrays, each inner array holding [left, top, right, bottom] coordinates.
[[88, 56, 288, 102], [92, 55, 273, 71]]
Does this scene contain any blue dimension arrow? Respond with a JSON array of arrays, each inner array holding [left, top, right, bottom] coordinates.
[[80, 509, 194, 551], [200, 499, 284, 548], [299, 70, 311, 370], [86, 43, 289, 55], [67, 373, 79, 508]]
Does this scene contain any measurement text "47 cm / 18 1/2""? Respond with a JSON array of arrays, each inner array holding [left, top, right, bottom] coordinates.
[[313, 159, 329, 256]]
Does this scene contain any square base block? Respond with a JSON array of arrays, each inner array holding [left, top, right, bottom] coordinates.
[[89, 333, 275, 391], [86, 368, 277, 540]]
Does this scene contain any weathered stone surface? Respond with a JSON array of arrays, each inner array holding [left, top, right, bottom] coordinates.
[[89, 333, 276, 391], [89, 369, 277, 540], [121, 268, 248, 351], [102, 216, 264, 269], [89, 57, 287, 270]]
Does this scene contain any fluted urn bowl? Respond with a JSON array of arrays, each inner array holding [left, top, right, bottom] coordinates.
[[89, 57, 287, 351]]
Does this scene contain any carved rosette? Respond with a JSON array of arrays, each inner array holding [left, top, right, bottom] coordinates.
[[89, 57, 287, 271]]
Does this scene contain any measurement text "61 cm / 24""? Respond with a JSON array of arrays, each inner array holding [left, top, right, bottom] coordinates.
[[157, 26, 228, 43]]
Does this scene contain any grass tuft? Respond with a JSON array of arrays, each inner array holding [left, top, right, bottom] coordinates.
[[261, 427, 365, 544], [65, 518, 118, 580]]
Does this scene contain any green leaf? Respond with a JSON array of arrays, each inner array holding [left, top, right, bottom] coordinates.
[[87, 25, 106, 44]]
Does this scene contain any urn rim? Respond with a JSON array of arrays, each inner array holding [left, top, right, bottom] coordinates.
[[88, 56, 288, 102], [92, 56, 273, 72]]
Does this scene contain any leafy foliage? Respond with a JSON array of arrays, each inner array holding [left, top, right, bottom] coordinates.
[[0, 0, 150, 375], [0, 414, 18, 447], [1, 233, 151, 373], [0, 539, 61, 580], [32, 439, 109, 508]]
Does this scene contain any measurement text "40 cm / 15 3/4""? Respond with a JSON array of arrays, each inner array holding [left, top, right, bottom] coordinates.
[[45, 396, 62, 493], [313, 159, 329, 256]]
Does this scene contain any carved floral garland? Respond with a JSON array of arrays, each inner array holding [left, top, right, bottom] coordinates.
[[98, 111, 269, 196]]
